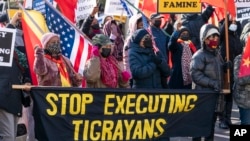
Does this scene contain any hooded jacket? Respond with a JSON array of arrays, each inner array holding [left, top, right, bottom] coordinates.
[[123, 13, 142, 73], [190, 24, 224, 91]]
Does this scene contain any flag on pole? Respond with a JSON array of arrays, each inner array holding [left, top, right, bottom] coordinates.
[[45, 1, 92, 86], [141, 13, 149, 29], [200, 0, 236, 18], [238, 36, 250, 78], [120, 0, 133, 18], [54, 0, 77, 23], [22, 10, 49, 85]]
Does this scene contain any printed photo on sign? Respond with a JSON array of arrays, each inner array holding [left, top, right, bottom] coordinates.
[[0, 28, 16, 67]]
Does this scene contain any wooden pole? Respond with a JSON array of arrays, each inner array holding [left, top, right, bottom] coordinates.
[[224, 0, 230, 94]]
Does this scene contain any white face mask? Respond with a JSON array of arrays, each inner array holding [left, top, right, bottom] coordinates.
[[229, 24, 237, 32]]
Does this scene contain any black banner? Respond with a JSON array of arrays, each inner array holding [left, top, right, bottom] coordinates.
[[0, 28, 16, 67], [31, 87, 218, 141]]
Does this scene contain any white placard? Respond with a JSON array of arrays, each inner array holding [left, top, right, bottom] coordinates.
[[104, 0, 138, 16], [75, 0, 97, 22]]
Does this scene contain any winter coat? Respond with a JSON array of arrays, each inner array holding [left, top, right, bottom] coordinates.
[[190, 48, 224, 90], [233, 55, 250, 109], [123, 13, 142, 74], [80, 15, 102, 39], [83, 56, 129, 88], [103, 20, 124, 61], [128, 42, 170, 88], [219, 20, 243, 89], [0, 56, 24, 116], [168, 30, 195, 89], [149, 26, 169, 61], [33, 48, 82, 86]]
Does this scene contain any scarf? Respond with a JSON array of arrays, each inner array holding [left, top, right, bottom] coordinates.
[[177, 39, 197, 85], [100, 56, 118, 88], [45, 55, 71, 87]]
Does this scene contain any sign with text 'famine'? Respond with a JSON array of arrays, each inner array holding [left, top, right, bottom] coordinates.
[[31, 87, 217, 141], [158, 0, 202, 13]]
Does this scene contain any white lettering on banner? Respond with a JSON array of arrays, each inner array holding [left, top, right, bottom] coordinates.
[[0, 32, 7, 38], [237, 8, 250, 13], [0, 56, 3, 62], [0, 48, 11, 55]]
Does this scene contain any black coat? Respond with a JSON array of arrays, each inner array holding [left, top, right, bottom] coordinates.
[[128, 43, 170, 88], [0, 57, 23, 116]]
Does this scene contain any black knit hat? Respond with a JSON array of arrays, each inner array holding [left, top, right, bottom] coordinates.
[[131, 29, 149, 44], [0, 13, 8, 23]]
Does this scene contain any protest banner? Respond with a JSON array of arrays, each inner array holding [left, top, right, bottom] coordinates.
[[0, 28, 16, 67], [31, 87, 218, 141]]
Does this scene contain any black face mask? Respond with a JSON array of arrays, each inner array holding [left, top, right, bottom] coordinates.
[[153, 20, 162, 28], [91, 24, 100, 30], [180, 35, 189, 41], [101, 48, 111, 58], [143, 37, 153, 48], [44, 43, 61, 55]]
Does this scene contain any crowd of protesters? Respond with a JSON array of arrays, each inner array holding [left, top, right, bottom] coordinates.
[[1, 3, 250, 141]]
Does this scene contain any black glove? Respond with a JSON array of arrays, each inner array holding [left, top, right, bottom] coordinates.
[[208, 80, 220, 92], [223, 61, 232, 70], [151, 52, 162, 65]]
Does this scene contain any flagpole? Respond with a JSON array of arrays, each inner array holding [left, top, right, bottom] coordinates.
[[224, 0, 230, 93], [123, 0, 149, 19], [17, 3, 45, 35], [43, 0, 93, 44]]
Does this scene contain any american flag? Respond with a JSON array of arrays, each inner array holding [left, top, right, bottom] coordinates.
[[141, 13, 149, 29], [120, 0, 133, 18], [45, 2, 92, 78]]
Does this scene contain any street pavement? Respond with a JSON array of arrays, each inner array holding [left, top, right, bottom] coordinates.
[[170, 102, 240, 141]]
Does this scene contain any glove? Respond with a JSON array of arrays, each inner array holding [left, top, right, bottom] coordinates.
[[91, 46, 100, 57], [208, 80, 220, 92], [223, 61, 232, 70], [151, 52, 162, 65], [121, 71, 131, 82]]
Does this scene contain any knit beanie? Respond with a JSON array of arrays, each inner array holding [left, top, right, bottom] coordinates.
[[131, 29, 149, 44], [200, 24, 220, 43], [41, 32, 59, 48]]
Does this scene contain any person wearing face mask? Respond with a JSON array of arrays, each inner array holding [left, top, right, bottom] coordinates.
[[149, 13, 170, 60], [128, 29, 170, 89], [218, 18, 243, 129], [80, 6, 102, 39], [168, 26, 197, 89], [34, 32, 83, 87], [190, 24, 231, 141], [83, 34, 130, 88], [149, 13, 170, 88]]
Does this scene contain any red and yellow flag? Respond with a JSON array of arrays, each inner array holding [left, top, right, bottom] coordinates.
[[21, 10, 49, 85], [239, 36, 250, 78]]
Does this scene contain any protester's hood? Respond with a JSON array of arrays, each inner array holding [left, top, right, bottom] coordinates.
[[128, 13, 142, 35]]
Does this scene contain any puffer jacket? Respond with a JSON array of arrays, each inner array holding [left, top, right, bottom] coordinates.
[[33, 48, 82, 86], [233, 55, 250, 109], [190, 48, 224, 91], [123, 13, 142, 74], [128, 42, 170, 88], [83, 56, 129, 88]]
